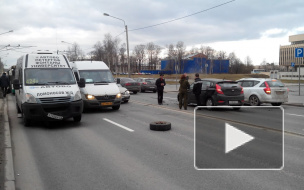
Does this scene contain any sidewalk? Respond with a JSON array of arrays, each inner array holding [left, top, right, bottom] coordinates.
[[0, 95, 15, 190], [164, 84, 304, 107]]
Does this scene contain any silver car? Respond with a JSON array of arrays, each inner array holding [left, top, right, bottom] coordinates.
[[237, 78, 289, 106], [117, 84, 130, 103]]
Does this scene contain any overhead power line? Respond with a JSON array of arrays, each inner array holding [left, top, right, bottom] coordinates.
[[129, 0, 236, 32]]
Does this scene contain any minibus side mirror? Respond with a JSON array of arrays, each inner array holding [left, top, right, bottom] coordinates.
[[116, 78, 120, 84], [78, 78, 85, 88], [13, 79, 20, 90]]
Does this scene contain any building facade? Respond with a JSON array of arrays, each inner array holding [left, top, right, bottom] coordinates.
[[280, 34, 304, 70]]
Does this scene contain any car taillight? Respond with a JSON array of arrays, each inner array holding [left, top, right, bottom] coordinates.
[[125, 83, 131, 86], [137, 83, 140, 86], [216, 84, 224, 94], [263, 82, 271, 94], [143, 82, 147, 85], [241, 87, 244, 94]]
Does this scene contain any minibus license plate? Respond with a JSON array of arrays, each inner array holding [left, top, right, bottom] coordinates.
[[101, 102, 113, 106]]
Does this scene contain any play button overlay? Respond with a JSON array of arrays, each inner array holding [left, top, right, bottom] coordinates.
[[194, 106, 284, 170], [225, 123, 254, 154]]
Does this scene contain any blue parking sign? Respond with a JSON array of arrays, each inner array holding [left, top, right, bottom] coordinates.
[[295, 48, 304, 57], [291, 62, 295, 67]]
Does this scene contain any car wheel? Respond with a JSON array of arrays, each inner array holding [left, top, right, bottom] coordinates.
[[153, 90, 156, 93], [112, 105, 120, 110], [206, 98, 214, 110], [124, 100, 129, 103], [141, 89, 145, 92], [271, 103, 282, 106], [133, 91, 137, 94], [16, 103, 21, 113], [150, 121, 171, 131], [249, 95, 260, 106], [73, 115, 82, 122], [22, 112, 31, 126]]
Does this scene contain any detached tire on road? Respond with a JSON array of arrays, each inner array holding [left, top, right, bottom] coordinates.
[[150, 121, 171, 131]]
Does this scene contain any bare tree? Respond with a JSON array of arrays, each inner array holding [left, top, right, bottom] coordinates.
[[146, 42, 162, 70], [66, 43, 84, 61], [91, 41, 106, 61], [119, 43, 126, 73], [176, 41, 186, 74], [133, 44, 146, 72]]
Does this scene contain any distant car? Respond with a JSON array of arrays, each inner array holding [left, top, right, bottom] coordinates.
[[135, 78, 157, 93], [237, 78, 288, 106], [178, 78, 244, 110], [119, 78, 141, 94], [117, 84, 130, 103]]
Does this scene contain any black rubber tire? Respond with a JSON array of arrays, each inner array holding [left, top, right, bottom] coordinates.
[[112, 105, 120, 110], [141, 89, 145, 92], [153, 90, 156, 93], [133, 91, 138, 94], [271, 103, 282, 106], [233, 107, 241, 110], [249, 95, 260, 106], [16, 103, 21, 114], [124, 100, 129, 103], [23, 112, 31, 126], [73, 115, 82, 122], [150, 121, 171, 131]]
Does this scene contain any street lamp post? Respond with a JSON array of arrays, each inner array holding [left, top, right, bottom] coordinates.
[[0, 30, 13, 36], [104, 13, 130, 78], [61, 41, 77, 61]]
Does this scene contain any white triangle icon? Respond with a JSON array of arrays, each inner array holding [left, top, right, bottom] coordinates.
[[225, 123, 254, 153]]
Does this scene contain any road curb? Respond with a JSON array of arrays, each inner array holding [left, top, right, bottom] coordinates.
[[3, 98, 16, 190]]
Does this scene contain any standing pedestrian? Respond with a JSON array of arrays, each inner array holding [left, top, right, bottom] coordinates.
[[155, 74, 166, 105], [0, 72, 10, 98], [178, 74, 190, 110], [193, 73, 202, 109]]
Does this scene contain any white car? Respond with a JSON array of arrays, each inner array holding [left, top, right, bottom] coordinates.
[[117, 84, 130, 103], [237, 78, 289, 106]]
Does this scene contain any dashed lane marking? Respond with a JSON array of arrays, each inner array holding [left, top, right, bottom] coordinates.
[[103, 118, 134, 132]]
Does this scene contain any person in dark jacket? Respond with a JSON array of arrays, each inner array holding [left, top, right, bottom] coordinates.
[[155, 74, 166, 105], [0, 72, 10, 97], [178, 74, 190, 110], [193, 73, 202, 108]]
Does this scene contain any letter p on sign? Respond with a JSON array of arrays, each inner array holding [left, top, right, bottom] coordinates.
[[295, 48, 304, 58]]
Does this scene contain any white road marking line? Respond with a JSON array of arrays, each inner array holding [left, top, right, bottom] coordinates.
[[103, 118, 134, 132], [286, 113, 304, 117]]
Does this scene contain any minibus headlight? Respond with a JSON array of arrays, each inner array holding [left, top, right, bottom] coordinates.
[[25, 93, 37, 103], [116, 93, 122, 99], [85, 94, 95, 100], [73, 91, 82, 101]]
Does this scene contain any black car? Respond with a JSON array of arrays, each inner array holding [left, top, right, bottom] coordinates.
[[118, 78, 141, 94], [178, 79, 244, 109], [135, 78, 157, 93]]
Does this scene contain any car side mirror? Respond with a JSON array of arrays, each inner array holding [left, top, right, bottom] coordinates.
[[13, 79, 20, 90], [78, 78, 85, 88], [116, 78, 120, 84]]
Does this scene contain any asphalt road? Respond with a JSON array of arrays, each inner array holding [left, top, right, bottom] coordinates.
[[7, 92, 304, 190]]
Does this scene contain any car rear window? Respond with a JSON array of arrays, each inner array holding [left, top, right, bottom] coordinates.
[[146, 79, 155, 84], [122, 78, 135, 82], [217, 82, 239, 88], [266, 80, 285, 87]]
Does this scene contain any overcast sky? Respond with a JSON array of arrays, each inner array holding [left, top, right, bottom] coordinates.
[[1, 0, 304, 68]]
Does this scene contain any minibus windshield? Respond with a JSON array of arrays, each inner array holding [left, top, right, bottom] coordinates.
[[25, 68, 76, 85], [79, 70, 114, 83]]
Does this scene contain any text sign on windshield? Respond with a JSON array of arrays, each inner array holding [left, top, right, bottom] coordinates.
[[28, 55, 68, 68]]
